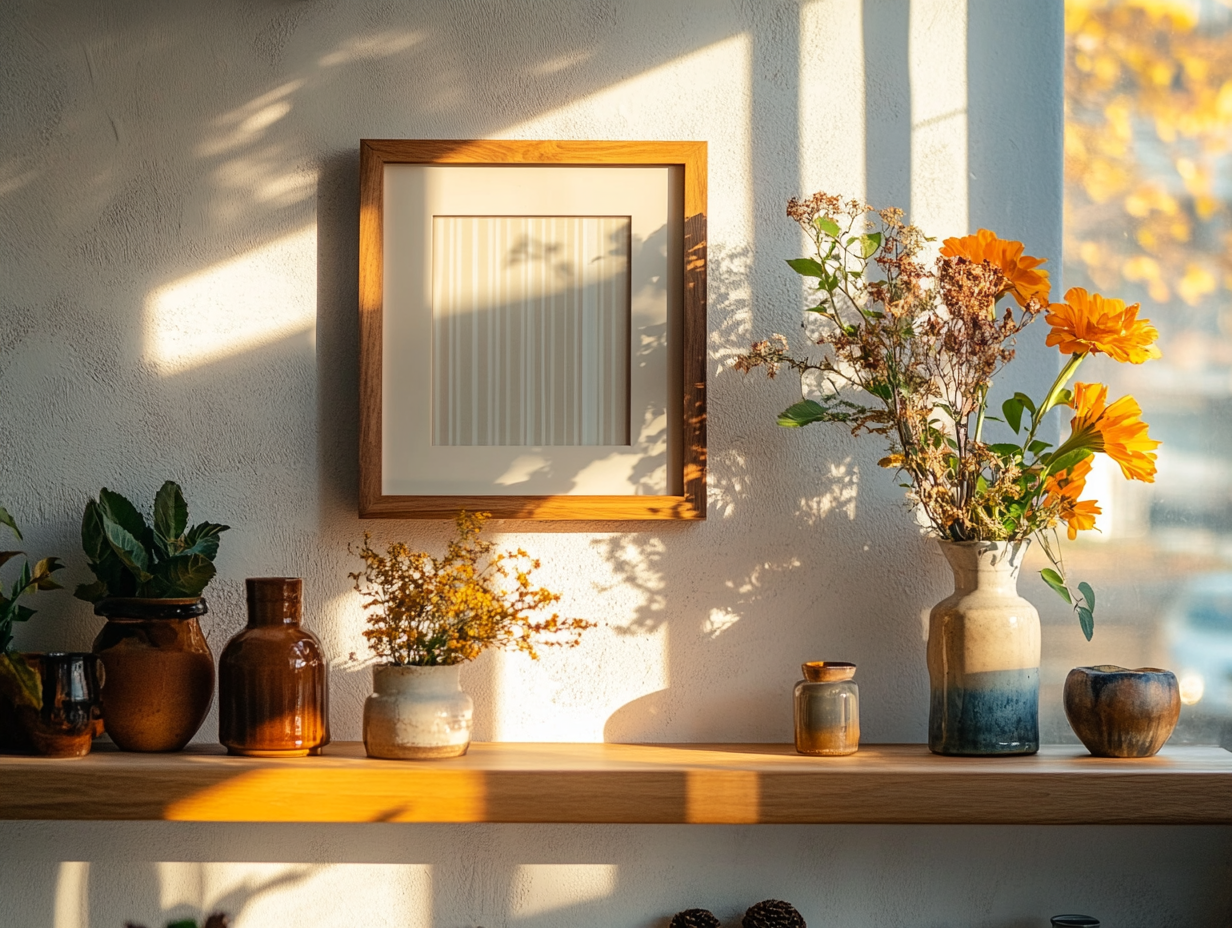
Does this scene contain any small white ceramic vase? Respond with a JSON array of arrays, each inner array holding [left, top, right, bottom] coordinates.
[[363, 664, 474, 760]]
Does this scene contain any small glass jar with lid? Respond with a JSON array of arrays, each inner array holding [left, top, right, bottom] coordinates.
[[794, 661, 860, 755]]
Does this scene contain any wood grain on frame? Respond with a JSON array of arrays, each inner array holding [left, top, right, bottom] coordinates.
[[358, 139, 708, 521]]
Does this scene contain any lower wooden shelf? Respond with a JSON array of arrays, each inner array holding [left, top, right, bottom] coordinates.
[[1, 742, 1229, 825]]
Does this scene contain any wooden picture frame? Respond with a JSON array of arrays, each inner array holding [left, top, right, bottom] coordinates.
[[358, 139, 707, 521]]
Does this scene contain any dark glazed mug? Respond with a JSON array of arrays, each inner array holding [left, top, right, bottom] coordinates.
[[6, 652, 104, 758], [1063, 664, 1180, 757]]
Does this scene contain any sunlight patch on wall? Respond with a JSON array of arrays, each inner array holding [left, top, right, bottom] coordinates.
[[199, 81, 304, 159], [145, 226, 316, 374], [493, 621, 670, 741], [211, 158, 318, 213], [909, 1, 968, 235], [496, 34, 750, 150], [510, 864, 618, 921], [54, 861, 88, 928], [708, 448, 750, 520], [322, 588, 375, 699], [195, 80, 320, 216], [796, 459, 860, 526], [0, 158, 39, 198], [704, 606, 741, 637], [155, 862, 434, 927], [800, 0, 866, 196], [533, 50, 595, 76], [318, 30, 425, 68]]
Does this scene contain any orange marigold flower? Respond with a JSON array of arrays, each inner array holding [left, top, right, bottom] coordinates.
[[939, 229, 1051, 307], [1044, 456, 1102, 540], [1060, 498, 1101, 540], [1067, 382, 1161, 483], [1044, 288, 1162, 363]]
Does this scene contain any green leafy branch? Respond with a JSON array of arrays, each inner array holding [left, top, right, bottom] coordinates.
[[1037, 528, 1097, 640], [996, 352, 1101, 636], [74, 482, 229, 603], [0, 505, 65, 709], [740, 195, 1104, 638]]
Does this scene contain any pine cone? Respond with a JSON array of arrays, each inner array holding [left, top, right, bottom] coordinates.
[[743, 899, 806, 928], [670, 908, 720, 928]]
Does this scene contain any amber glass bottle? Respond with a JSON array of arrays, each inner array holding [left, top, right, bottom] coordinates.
[[218, 578, 329, 756]]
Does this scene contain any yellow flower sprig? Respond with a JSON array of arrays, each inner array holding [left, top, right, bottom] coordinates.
[[350, 511, 594, 666]]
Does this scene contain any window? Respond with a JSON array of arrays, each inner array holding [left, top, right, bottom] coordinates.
[[1052, 0, 1232, 744]]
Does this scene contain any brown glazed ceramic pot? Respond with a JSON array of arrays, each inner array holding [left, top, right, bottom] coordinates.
[[1063, 664, 1181, 757], [1, 652, 104, 758], [92, 597, 215, 752], [218, 578, 329, 757]]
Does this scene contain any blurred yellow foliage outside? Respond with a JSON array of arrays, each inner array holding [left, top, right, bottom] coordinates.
[[1067, 0, 1232, 314]]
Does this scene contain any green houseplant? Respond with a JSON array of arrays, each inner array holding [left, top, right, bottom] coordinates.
[[74, 482, 228, 603], [78, 482, 230, 752], [0, 506, 103, 758], [0, 505, 64, 657], [0, 506, 64, 715]]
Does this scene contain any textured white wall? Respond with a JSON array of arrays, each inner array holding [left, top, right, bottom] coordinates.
[[1, 0, 1229, 925]]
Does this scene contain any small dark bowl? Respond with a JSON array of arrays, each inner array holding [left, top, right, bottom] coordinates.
[[1063, 664, 1180, 758]]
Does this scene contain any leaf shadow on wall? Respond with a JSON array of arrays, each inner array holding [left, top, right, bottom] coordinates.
[[415, 217, 664, 476], [0, 0, 742, 659], [314, 151, 684, 736], [58, 858, 316, 928], [599, 241, 940, 745]]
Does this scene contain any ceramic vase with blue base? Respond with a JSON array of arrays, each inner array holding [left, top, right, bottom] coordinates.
[[927, 539, 1040, 756]]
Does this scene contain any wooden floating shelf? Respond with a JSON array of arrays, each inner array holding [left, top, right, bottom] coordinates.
[[1, 742, 1229, 825]]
